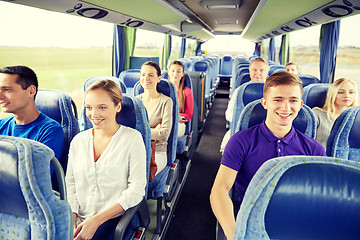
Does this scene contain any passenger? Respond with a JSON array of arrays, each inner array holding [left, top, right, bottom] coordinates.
[[138, 61, 173, 178], [0, 65, 64, 171], [168, 60, 194, 137], [66, 80, 146, 240], [210, 71, 326, 240], [313, 78, 358, 149], [285, 62, 299, 75], [220, 57, 269, 153]]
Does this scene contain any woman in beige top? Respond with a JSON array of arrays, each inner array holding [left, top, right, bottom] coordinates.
[[139, 61, 173, 176]]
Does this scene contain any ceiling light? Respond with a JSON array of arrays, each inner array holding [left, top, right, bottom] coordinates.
[[200, 0, 242, 10]]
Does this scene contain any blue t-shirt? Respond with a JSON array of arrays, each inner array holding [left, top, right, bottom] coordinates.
[[221, 121, 326, 204], [0, 112, 65, 169]]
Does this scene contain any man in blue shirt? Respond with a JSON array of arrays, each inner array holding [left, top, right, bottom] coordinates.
[[0, 66, 64, 173], [210, 71, 326, 240]]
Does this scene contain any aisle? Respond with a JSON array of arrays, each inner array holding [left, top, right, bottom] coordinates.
[[164, 82, 229, 239]]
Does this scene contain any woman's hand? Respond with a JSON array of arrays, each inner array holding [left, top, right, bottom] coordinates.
[[74, 216, 101, 240]]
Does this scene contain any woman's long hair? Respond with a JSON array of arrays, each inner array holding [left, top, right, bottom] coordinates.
[[169, 60, 186, 113], [321, 78, 358, 118]]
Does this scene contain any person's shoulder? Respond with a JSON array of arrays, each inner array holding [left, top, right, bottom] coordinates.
[[294, 128, 324, 148], [0, 115, 14, 125], [38, 112, 61, 127], [160, 93, 173, 104], [231, 124, 260, 142]]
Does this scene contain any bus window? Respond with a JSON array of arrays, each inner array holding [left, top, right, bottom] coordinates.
[[335, 14, 360, 90], [290, 25, 321, 78], [168, 35, 182, 63], [184, 39, 197, 58], [0, 1, 113, 116], [133, 29, 164, 58]]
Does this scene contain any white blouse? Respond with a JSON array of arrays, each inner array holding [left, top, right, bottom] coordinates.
[[65, 125, 147, 220]]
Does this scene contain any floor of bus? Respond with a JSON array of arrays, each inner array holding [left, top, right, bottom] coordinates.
[[160, 80, 230, 239]]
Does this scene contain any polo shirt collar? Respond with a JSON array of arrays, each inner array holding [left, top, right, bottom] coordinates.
[[260, 121, 295, 144]]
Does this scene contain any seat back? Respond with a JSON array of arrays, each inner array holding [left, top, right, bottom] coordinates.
[[219, 55, 233, 77], [230, 82, 264, 136], [0, 136, 72, 240], [119, 69, 141, 95], [234, 155, 360, 240], [302, 83, 330, 109], [298, 74, 321, 87], [134, 79, 179, 167], [269, 65, 285, 75], [84, 76, 126, 93], [35, 89, 80, 174], [235, 99, 315, 138], [327, 106, 360, 160]]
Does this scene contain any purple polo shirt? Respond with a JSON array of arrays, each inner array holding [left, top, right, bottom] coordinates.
[[221, 121, 326, 204]]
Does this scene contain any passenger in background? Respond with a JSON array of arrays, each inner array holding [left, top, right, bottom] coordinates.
[[210, 72, 326, 240], [66, 80, 146, 240], [0, 65, 64, 171], [168, 60, 194, 137], [285, 62, 299, 75], [220, 57, 269, 153], [313, 78, 358, 149], [138, 61, 173, 177]]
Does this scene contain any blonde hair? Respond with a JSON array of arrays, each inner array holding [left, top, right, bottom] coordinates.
[[320, 78, 358, 118], [85, 80, 123, 108]]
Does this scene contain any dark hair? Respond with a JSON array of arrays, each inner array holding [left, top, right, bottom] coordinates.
[[0, 65, 38, 97], [142, 61, 161, 77], [263, 71, 303, 97], [169, 60, 186, 112]]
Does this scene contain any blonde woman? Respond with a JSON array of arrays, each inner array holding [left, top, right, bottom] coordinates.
[[313, 78, 358, 149], [168, 60, 194, 137], [66, 80, 146, 240]]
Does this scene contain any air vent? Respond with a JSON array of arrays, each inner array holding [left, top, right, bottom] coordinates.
[[215, 19, 239, 25], [200, 0, 241, 10]]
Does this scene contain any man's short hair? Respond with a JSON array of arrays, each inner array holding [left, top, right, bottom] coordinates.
[[0, 66, 38, 94], [250, 57, 268, 67], [263, 71, 303, 97]]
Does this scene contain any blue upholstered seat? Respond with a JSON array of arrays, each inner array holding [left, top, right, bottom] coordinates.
[[35, 89, 80, 190], [0, 136, 72, 240], [269, 65, 285, 75], [234, 155, 360, 240], [134, 79, 180, 234], [327, 106, 360, 161], [219, 55, 233, 78], [298, 74, 321, 87], [229, 82, 264, 136], [302, 83, 330, 108], [119, 69, 141, 95], [83, 75, 126, 93], [235, 99, 316, 138]]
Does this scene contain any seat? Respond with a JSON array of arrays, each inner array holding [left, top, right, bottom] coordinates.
[[235, 99, 316, 138], [298, 74, 320, 87], [0, 135, 72, 240], [80, 93, 151, 240], [302, 83, 330, 108], [194, 60, 212, 106], [234, 155, 360, 240], [119, 69, 141, 95], [219, 55, 233, 79], [134, 79, 180, 234], [326, 106, 360, 160], [83, 75, 126, 93], [35, 89, 80, 190], [229, 82, 264, 136], [269, 65, 285, 75]]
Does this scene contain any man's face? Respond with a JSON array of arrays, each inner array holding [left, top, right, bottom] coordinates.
[[261, 84, 303, 129], [249, 61, 269, 82], [0, 73, 34, 114]]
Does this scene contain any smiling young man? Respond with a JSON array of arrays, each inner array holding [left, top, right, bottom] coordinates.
[[210, 71, 326, 240], [0, 66, 64, 169]]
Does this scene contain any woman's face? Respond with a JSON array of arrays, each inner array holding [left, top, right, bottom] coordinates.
[[335, 81, 356, 109], [140, 65, 161, 91], [168, 64, 184, 86], [85, 88, 121, 129]]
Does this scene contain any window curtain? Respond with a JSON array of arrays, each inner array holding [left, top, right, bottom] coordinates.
[[112, 25, 137, 76], [196, 41, 203, 56], [268, 38, 275, 62], [253, 42, 260, 57], [180, 38, 186, 58], [278, 34, 289, 65], [162, 34, 171, 70], [319, 20, 340, 83]]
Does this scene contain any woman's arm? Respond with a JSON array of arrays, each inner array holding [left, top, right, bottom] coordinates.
[[179, 87, 194, 121], [151, 96, 173, 142]]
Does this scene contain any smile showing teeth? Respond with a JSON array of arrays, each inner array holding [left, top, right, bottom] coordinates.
[[277, 112, 291, 118], [1, 102, 9, 107], [92, 119, 104, 125]]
